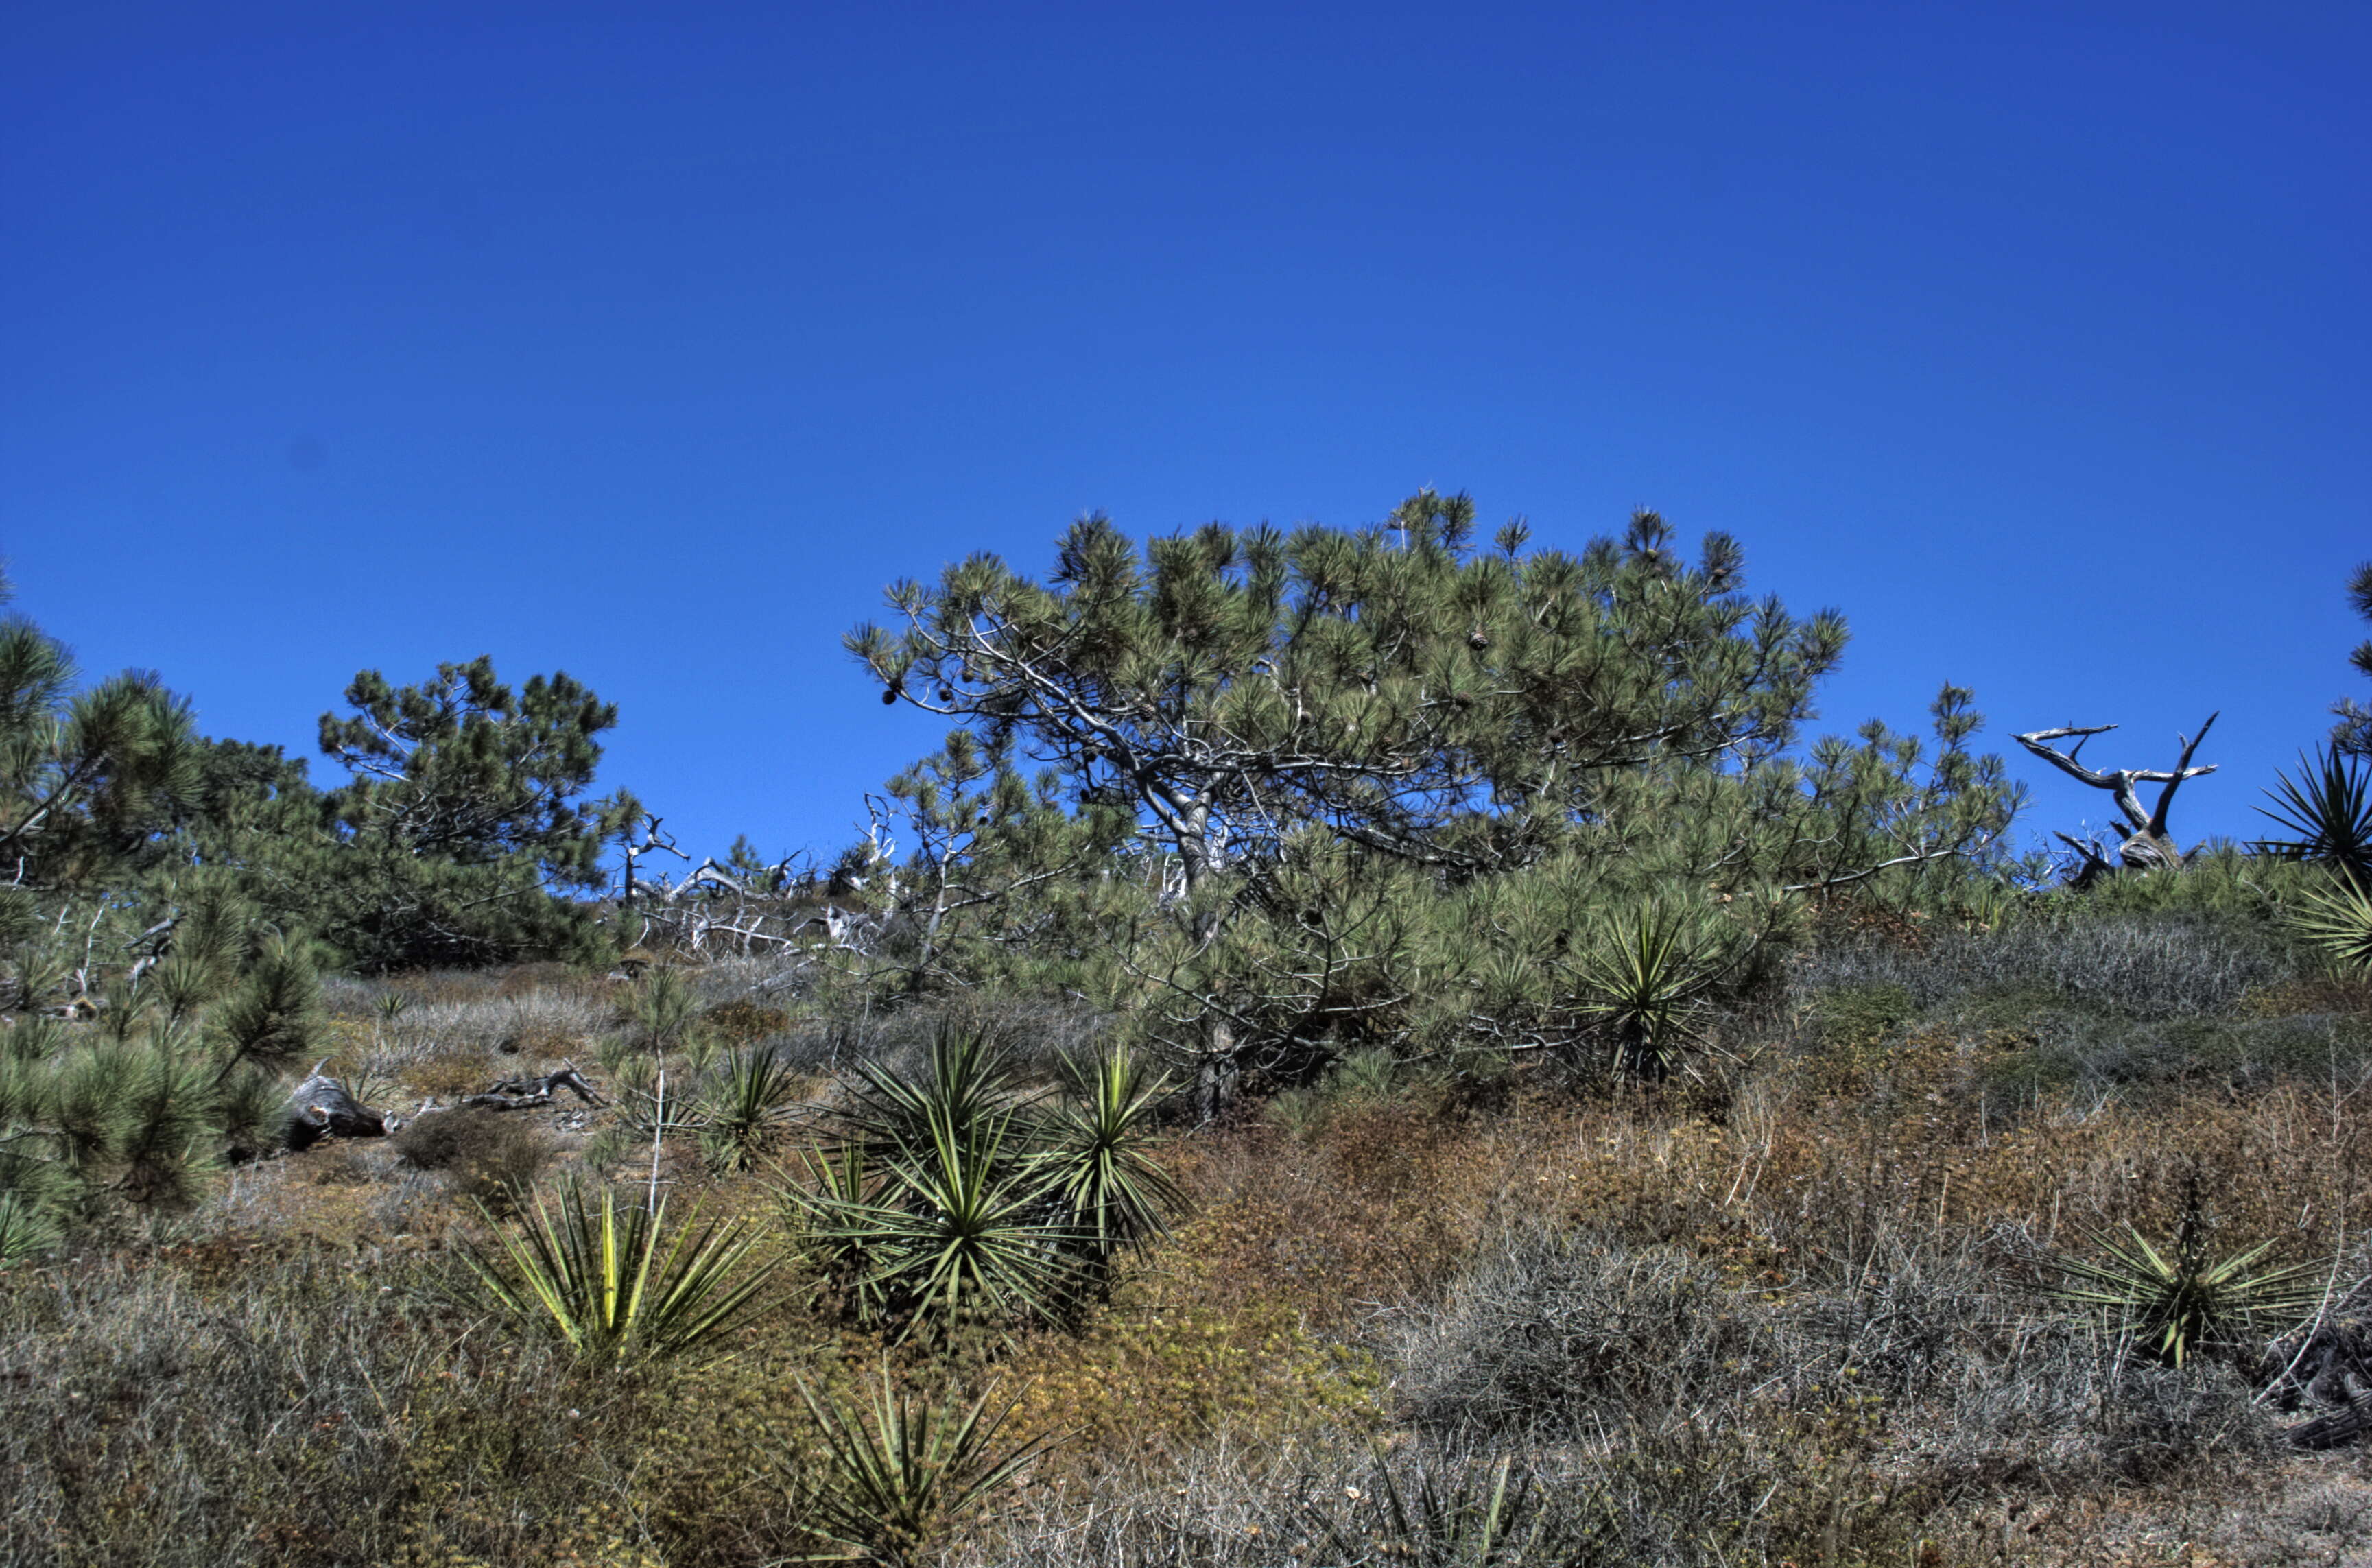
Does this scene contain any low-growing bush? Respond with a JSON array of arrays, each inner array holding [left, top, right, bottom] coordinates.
[[392, 1108, 552, 1209], [1799, 911, 2293, 1025], [1392, 1222, 1772, 1437]]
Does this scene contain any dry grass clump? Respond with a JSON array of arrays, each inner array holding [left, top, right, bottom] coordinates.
[[21, 918, 2372, 1567], [701, 997, 790, 1045], [1796, 910, 2294, 1023], [0, 1246, 651, 1567], [392, 1108, 553, 1209], [1392, 1222, 1775, 1437]]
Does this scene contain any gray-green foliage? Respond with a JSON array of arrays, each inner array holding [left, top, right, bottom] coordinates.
[[853, 497, 2012, 893], [303, 655, 641, 971], [0, 840, 327, 1219], [0, 924, 326, 1215], [0, 569, 204, 892], [2330, 561, 2372, 757], [785, 1027, 1178, 1338], [849, 495, 2022, 1089], [0, 1190, 59, 1265], [5, 1029, 246, 1212]]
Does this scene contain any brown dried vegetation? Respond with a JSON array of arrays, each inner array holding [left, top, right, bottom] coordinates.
[[9, 913, 2372, 1566]]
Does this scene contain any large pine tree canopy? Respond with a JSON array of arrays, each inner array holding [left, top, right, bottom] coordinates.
[[849, 491, 2015, 896], [844, 495, 2022, 1093]]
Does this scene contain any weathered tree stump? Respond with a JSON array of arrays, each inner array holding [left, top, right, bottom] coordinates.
[[285, 1061, 388, 1150], [2013, 715, 2218, 885]]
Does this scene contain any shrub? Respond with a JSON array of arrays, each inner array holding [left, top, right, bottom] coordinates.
[[1796, 910, 2291, 1025], [461, 1179, 778, 1368], [1391, 1223, 1772, 1438], [392, 1107, 552, 1209], [795, 1364, 1056, 1567]]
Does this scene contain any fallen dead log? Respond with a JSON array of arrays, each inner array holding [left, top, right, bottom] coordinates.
[[2266, 1316, 2372, 1449], [456, 1065, 604, 1113], [285, 1060, 388, 1150], [2288, 1403, 2372, 1451]]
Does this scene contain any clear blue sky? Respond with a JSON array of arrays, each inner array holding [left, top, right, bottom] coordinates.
[[5, 2, 2365, 868]]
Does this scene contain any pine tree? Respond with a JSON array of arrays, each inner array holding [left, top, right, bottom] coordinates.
[[851, 493, 2020, 1097], [0, 569, 203, 893], [851, 493, 2011, 903], [2333, 562, 2372, 757], [309, 655, 641, 969]]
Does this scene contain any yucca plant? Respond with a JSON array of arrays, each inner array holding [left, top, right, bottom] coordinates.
[[463, 1178, 776, 1368], [1570, 902, 1731, 1080], [839, 1024, 1024, 1163], [1309, 1451, 1542, 1568], [2255, 747, 2372, 885], [0, 1189, 59, 1266], [2052, 1220, 2324, 1368], [791, 1101, 1075, 1340], [1036, 1043, 1181, 1269], [787, 1140, 895, 1323], [794, 1363, 1058, 1567], [699, 1041, 800, 1173], [2288, 876, 2372, 975]]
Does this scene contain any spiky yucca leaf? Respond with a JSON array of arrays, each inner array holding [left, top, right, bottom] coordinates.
[[839, 1025, 1023, 1163], [795, 1364, 1057, 1567], [785, 1141, 894, 1323], [464, 1180, 775, 1367], [2290, 877, 2372, 975], [1038, 1043, 1182, 1266], [699, 1041, 800, 1172], [794, 1103, 1074, 1340], [0, 1189, 59, 1266], [1571, 902, 1729, 1079], [2054, 1223, 2324, 1367], [1317, 1450, 1542, 1568], [2256, 747, 2372, 884]]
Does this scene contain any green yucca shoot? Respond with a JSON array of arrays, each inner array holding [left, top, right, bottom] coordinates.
[[793, 1101, 1074, 1341], [2288, 877, 2372, 975], [1317, 1450, 1541, 1568], [794, 1362, 1059, 1567], [784, 1141, 894, 1325], [463, 1179, 775, 1368], [699, 1041, 800, 1173], [2255, 747, 2372, 885], [1572, 902, 1728, 1080], [0, 1191, 60, 1267], [2052, 1222, 2325, 1368], [1038, 1042, 1181, 1266], [838, 1024, 1023, 1164]]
